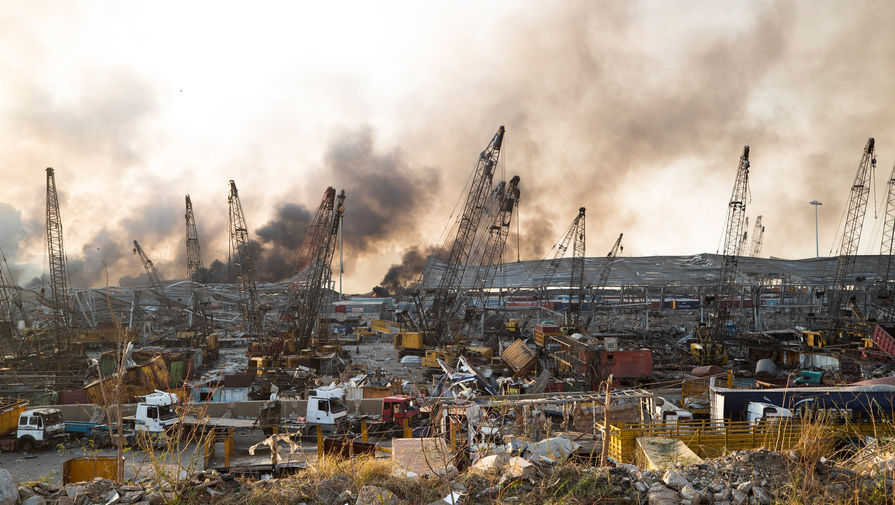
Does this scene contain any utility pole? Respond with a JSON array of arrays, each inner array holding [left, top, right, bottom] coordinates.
[[810, 200, 823, 258]]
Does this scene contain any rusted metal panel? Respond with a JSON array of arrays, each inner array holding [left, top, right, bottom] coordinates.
[[597, 350, 653, 380], [62, 456, 120, 484], [501, 339, 537, 375], [58, 389, 89, 405], [85, 355, 171, 406], [1, 398, 28, 436], [872, 324, 895, 360]]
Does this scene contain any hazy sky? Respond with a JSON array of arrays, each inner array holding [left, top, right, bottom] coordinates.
[[1, 0, 894, 293]]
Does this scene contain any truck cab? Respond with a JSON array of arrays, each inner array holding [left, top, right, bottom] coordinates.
[[306, 386, 348, 429], [746, 401, 792, 425], [381, 395, 421, 424], [135, 391, 180, 433], [17, 408, 65, 450]]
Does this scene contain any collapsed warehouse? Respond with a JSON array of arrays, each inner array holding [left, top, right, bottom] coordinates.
[[1, 130, 895, 502]]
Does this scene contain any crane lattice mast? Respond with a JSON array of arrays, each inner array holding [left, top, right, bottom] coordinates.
[[46, 167, 71, 349], [423, 126, 505, 345], [0, 253, 22, 358], [185, 194, 212, 334], [583, 232, 623, 331], [228, 180, 263, 337], [537, 207, 586, 329], [694, 146, 750, 364], [829, 138, 876, 328], [473, 175, 520, 310], [749, 216, 764, 257], [568, 207, 586, 329], [280, 187, 345, 349], [133, 240, 163, 289]]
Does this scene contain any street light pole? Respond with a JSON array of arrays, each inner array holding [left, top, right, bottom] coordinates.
[[810, 200, 823, 258]]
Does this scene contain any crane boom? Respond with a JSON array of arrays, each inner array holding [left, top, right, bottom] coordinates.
[[228, 180, 263, 337], [569, 207, 586, 328], [185, 194, 212, 334], [280, 187, 345, 349], [537, 207, 586, 330], [424, 126, 505, 345], [0, 252, 22, 358], [132, 240, 163, 289], [749, 216, 764, 257], [694, 146, 750, 364], [828, 138, 876, 333], [597, 233, 623, 288], [473, 175, 520, 309], [46, 167, 71, 348]]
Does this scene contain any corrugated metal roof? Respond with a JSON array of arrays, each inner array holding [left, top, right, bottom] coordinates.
[[420, 253, 892, 289]]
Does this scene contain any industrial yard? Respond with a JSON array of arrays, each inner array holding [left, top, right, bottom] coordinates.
[[4, 2, 895, 505]]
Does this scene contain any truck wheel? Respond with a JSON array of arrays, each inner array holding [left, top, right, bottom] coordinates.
[[18, 438, 33, 452]]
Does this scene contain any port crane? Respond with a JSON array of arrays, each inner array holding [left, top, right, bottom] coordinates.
[[805, 139, 877, 348], [537, 207, 587, 333], [228, 180, 264, 337], [279, 187, 345, 350], [473, 175, 521, 311], [45, 167, 72, 351], [875, 159, 895, 320], [185, 194, 213, 336], [417, 126, 505, 346], [583, 232, 623, 332], [692, 146, 751, 365], [749, 216, 764, 257]]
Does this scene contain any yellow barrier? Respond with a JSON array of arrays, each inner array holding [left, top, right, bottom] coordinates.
[[601, 419, 804, 463], [601, 417, 895, 463], [62, 457, 120, 484]]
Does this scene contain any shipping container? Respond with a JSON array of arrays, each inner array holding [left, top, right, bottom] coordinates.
[[870, 324, 895, 361], [57, 389, 89, 405], [534, 323, 562, 347], [595, 350, 653, 381], [500, 339, 537, 375]]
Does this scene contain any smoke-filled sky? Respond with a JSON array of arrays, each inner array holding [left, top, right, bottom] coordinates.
[[1, 1, 894, 293]]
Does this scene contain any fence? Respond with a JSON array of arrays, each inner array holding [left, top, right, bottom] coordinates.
[[601, 419, 802, 463], [600, 416, 895, 463]]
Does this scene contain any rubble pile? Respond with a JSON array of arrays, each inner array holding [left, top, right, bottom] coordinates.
[[2, 447, 893, 505]]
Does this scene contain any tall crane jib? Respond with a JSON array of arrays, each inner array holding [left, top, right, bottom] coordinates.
[[279, 187, 345, 350], [878, 159, 895, 311], [693, 146, 750, 365], [582, 232, 624, 331], [0, 253, 22, 359], [424, 126, 505, 345], [228, 180, 263, 338], [185, 194, 212, 335], [473, 175, 521, 312], [133, 240, 163, 289], [749, 216, 764, 258], [46, 167, 71, 349], [824, 138, 876, 344], [537, 208, 587, 332], [568, 207, 586, 329]]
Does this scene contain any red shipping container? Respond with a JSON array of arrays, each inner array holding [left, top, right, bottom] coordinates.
[[58, 389, 89, 404], [871, 324, 895, 361], [596, 350, 652, 380]]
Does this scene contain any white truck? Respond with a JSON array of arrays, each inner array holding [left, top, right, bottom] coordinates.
[[14, 408, 66, 451], [133, 391, 180, 432], [65, 391, 180, 448], [746, 401, 793, 425], [305, 386, 348, 431]]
